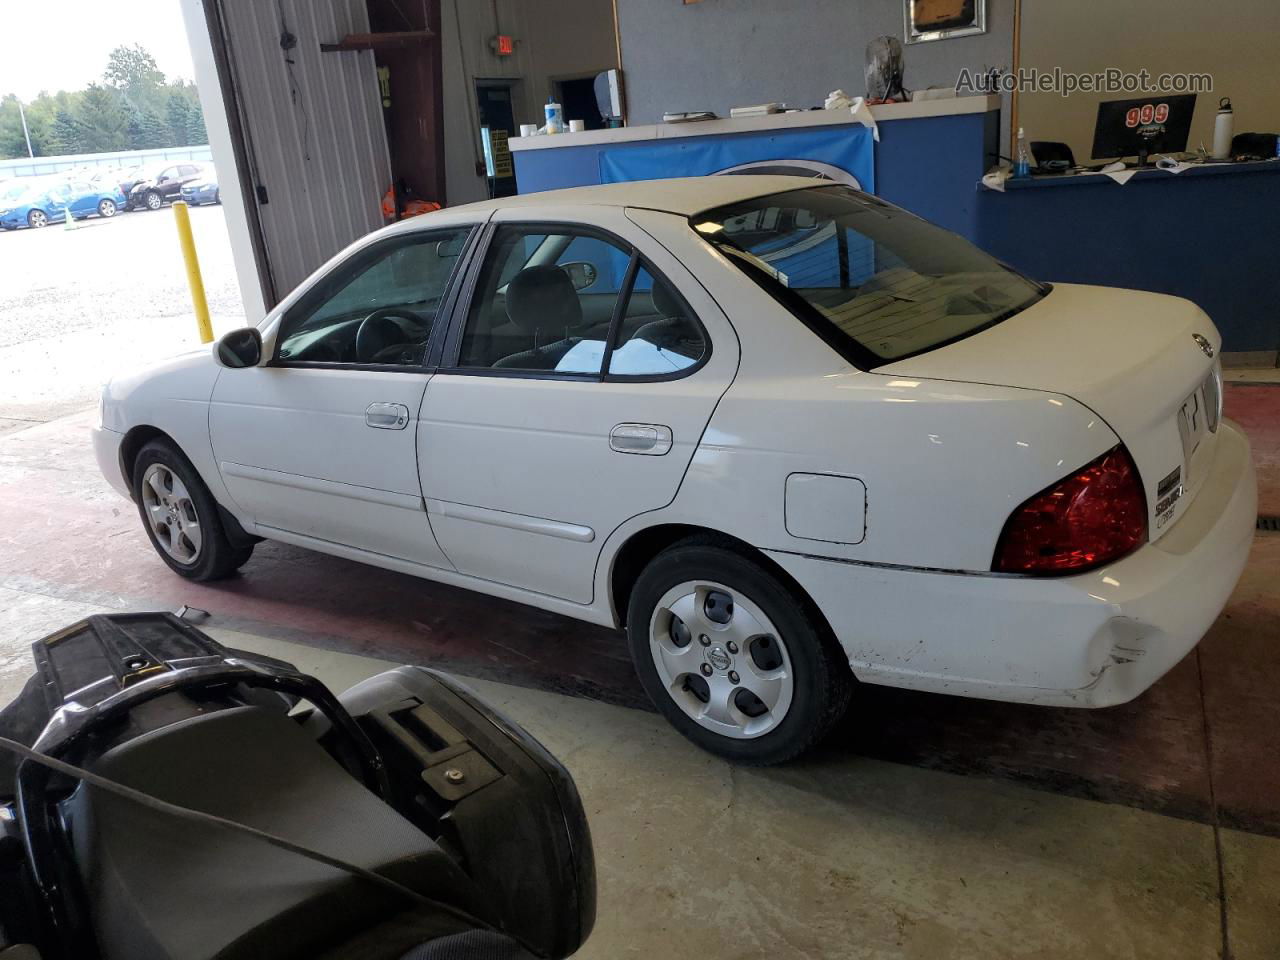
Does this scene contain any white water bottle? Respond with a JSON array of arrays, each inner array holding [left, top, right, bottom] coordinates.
[[1212, 97, 1233, 160]]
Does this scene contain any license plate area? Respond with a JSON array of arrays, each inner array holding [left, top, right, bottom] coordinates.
[[1177, 385, 1210, 463], [1177, 367, 1220, 464]]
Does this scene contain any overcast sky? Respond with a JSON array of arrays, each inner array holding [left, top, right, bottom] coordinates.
[[0, 0, 196, 100]]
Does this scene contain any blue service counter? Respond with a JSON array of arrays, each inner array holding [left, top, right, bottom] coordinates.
[[973, 161, 1280, 354], [509, 95, 1000, 241]]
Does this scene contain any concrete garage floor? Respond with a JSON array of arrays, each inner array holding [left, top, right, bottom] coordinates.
[[2, 216, 1279, 957]]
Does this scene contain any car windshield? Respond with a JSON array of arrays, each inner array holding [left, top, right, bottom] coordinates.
[[1, 183, 29, 203], [692, 186, 1047, 367]]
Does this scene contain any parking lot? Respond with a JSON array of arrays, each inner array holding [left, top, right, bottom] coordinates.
[[0, 203, 242, 430]]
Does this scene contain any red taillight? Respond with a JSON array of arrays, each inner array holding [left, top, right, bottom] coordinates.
[[993, 446, 1147, 575]]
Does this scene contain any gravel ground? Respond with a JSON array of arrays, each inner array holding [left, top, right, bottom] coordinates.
[[0, 204, 245, 430]]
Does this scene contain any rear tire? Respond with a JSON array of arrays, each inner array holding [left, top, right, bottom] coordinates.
[[626, 540, 851, 765], [98, 198, 117, 218], [132, 439, 254, 581]]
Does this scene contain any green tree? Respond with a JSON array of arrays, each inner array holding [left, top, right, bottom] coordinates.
[[48, 108, 86, 155], [0, 95, 35, 158], [185, 100, 208, 145], [104, 44, 166, 115], [165, 93, 193, 147], [75, 84, 131, 153]]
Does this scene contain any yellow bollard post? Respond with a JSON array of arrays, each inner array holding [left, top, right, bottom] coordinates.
[[172, 201, 214, 344]]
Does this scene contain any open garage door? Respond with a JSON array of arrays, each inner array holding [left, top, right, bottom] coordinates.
[[198, 0, 393, 308]]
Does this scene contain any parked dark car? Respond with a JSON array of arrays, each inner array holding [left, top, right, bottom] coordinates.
[[126, 162, 207, 211]]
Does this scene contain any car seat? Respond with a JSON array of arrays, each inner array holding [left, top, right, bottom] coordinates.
[[630, 282, 702, 359], [493, 266, 583, 370]]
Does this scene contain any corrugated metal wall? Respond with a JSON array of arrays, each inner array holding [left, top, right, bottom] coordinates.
[[217, 0, 391, 300]]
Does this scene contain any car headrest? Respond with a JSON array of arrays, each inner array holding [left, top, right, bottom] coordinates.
[[651, 280, 682, 319], [506, 266, 582, 335]]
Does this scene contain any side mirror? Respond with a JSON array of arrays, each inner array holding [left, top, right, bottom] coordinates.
[[560, 261, 599, 291], [436, 236, 465, 259], [215, 327, 263, 368]]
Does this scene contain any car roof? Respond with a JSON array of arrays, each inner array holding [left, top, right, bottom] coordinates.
[[445, 175, 825, 218]]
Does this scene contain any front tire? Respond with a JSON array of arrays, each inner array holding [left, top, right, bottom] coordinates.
[[98, 198, 117, 218], [132, 439, 254, 581], [144, 190, 163, 211], [626, 541, 851, 765], [27, 209, 47, 228]]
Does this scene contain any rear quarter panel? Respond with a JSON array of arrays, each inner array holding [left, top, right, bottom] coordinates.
[[623, 208, 1120, 572]]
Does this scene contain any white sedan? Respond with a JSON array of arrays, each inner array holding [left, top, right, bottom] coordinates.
[[93, 176, 1257, 764]]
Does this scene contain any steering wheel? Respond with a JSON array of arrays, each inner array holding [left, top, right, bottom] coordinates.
[[354, 308, 424, 364]]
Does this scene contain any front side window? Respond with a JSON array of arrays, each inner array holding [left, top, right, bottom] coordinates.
[[276, 227, 472, 366], [693, 186, 1046, 367]]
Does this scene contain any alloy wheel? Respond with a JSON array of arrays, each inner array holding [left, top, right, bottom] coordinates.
[[140, 463, 203, 564], [29, 210, 47, 228], [146, 192, 162, 210], [99, 199, 117, 217], [648, 580, 794, 739]]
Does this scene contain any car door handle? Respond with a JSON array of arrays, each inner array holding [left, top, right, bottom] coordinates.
[[365, 402, 410, 430], [610, 423, 673, 456]]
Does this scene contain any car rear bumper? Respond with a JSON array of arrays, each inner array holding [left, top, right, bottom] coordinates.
[[767, 420, 1257, 707], [92, 425, 132, 501]]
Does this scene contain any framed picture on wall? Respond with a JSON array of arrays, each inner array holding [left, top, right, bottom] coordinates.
[[904, 0, 986, 43]]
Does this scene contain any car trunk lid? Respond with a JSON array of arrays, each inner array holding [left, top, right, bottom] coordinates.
[[877, 283, 1223, 542]]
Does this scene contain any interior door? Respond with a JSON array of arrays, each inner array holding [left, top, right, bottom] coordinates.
[[418, 207, 739, 604], [209, 224, 476, 568]]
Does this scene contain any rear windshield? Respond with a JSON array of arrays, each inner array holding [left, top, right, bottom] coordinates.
[[692, 186, 1046, 367]]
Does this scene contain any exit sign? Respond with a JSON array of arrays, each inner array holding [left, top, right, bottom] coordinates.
[[494, 34, 514, 55]]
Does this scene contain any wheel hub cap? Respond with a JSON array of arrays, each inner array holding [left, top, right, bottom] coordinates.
[[140, 463, 202, 564], [649, 580, 794, 740]]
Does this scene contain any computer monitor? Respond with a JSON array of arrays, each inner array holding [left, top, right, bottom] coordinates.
[[1090, 94, 1197, 165]]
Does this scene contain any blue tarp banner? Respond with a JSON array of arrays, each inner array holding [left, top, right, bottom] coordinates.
[[598, 126, 875, 194]]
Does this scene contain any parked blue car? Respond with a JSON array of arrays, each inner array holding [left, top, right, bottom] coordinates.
[[179, 174, 220, 206], [0, 179, 127, 229], [64, 178, 128, 221]]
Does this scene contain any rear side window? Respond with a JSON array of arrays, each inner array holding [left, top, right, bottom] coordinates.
[[693, 186, 1046, 367], [606, 266, 706, 376]]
